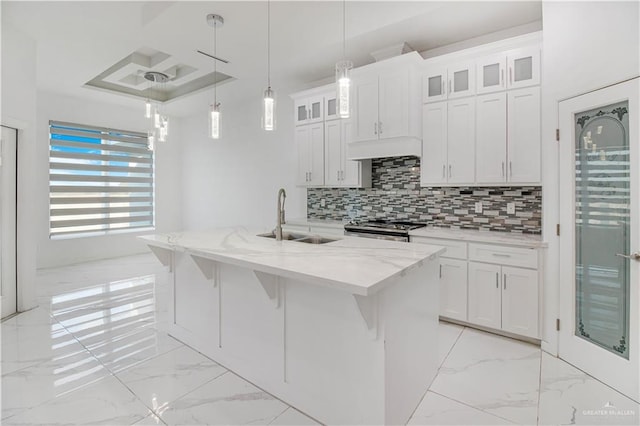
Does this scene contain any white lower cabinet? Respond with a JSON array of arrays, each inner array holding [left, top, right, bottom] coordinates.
[[440, 258, 468, 321], [468, 262, 502, 330], [412, 235, 542, 340], [501, 266, 539, 338], [468, 261, 539, 339]]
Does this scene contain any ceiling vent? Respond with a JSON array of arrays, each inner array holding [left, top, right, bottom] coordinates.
[[370, 42, 415, 62]]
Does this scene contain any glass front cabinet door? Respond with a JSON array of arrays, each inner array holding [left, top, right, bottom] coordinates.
[[422, 66, 447, 103], [506, 47, 540, 90], [476, 54, 507, 94], [293, 95, 324, 126], [447, 61, 476, 99]]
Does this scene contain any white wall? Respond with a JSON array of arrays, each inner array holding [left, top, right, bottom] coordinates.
[[36, 92, 183, 268], [1, 21, 38, 311], [180, 95, 305, 231], [541, 1, 640, 353]]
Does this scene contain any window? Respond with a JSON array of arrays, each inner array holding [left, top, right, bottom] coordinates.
[[49, 121, 154, 238]]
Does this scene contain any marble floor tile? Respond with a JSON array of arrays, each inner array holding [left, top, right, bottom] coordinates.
[[88, 327, 184, 374], [268, 407, 320, 425], [538, 352, 639, 425], [159, 372, 289, 425], [430, 328, 540, 425], [1, 322, 78, 376], [437, 321, 464, 367], [2, 346, 111, 420], [408, 391, 514, 425], [2, 375, 150, 426], [134, 412, 167, 425], [116, 345, 228, 410]]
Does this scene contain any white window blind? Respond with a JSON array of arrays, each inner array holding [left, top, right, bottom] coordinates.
[[49, 121, 154, 238]]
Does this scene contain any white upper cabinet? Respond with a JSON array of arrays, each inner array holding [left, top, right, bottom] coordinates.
[[378, 70, 410, 139], [420, 98, 475, 185], [447, 98, 475, 184], [508, 86, 541, 183], [476, 54, 507, 94], [507, 47, 540, 90], [421, 101, 448, 186], [325, 92, 339, 121], [294, 95, 324, 126], [447, 61, 475, 99], [325, 119, 371, 188], [476, 47, 540, 94], [353, 69, 411, 142], [296, 123, 324, 187], [352, 75, 380, 142], [423, 62, 475, 103], [422, 66, 447, 103], [475, 92, 507, 183]]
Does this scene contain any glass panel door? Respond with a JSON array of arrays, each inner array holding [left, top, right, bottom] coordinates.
[[574, 101, 630, 359]]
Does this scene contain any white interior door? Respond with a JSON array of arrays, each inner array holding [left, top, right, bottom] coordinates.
[[559, 78, 639, 403], [1, 126, 17, 318]]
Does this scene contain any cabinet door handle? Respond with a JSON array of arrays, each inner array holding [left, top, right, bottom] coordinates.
[[501, 69, 504, 87], [502, 161, 505, 177], [448, 165, 452, 178], [379, 122, 383, 134], [442, 164, 445, 179], [509, 161, 513, 177], [439, 264, 442, 279], [374, 122, 377, 135], [492, 253, 511, 258], [504, 274, 507, 290], [448, 79, 452, 94], [495, 272, 499, 289], [509, 67, 513, 84]]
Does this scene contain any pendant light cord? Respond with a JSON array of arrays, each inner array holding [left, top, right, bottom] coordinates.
[[267, 0, 271, 89], [342, 0, 346, 60], [214, 19, 217, 106]]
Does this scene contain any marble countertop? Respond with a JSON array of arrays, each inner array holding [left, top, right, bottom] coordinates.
[[140, 227, 445, 296], [409, 227, 546, 248]]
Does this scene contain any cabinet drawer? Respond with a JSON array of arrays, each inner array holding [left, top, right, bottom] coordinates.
[[411, 237, 467, 260], [468, 243, 537, 269]]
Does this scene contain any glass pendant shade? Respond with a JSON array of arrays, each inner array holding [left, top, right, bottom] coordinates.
[[147, 131, 155, 151], [162, 116, 169, 136], [210, 104, 220, 139], [154, 108, 161, 129], [336, 60, 353, 119], [145, 100, 152, 119], [262, 87, 276, 131]]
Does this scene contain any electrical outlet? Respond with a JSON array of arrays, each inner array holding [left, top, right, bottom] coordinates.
[[507, 202, 516, 214], [474, 202, 483, 213], [320, 198, 326, 207]]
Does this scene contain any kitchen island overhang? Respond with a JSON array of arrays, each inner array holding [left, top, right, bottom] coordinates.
[[141, 228, 445, 425]]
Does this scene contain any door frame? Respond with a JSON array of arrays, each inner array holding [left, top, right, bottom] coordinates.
[[558, 77, 639, 403], [1, 124, 18, 318]]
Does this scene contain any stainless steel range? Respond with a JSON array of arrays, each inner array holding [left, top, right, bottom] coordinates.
[[344, 220, 426, 242]]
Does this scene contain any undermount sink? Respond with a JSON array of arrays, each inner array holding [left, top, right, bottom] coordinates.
[[295, 236, 337, 245], [257, 232, 337, 245], [256, 231, 305, 241]]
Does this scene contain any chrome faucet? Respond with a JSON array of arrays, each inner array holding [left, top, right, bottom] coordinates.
[[275, 188, 287, 241]]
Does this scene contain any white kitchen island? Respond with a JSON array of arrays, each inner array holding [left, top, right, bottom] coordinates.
[[141, 228, 444, 425]]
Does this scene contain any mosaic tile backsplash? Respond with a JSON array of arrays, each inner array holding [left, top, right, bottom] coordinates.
[[307, 156, 542, 234]]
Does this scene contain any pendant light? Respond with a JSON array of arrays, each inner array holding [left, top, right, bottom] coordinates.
[[336, 0, 353, 119], [143, 71, 170, 148], [207, 13, 224, 139], [262, 0, 276, 131]]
